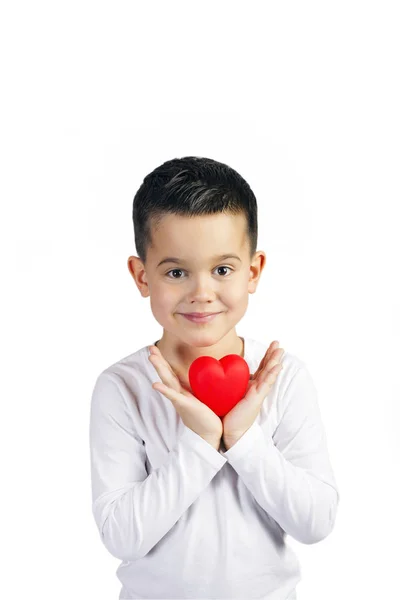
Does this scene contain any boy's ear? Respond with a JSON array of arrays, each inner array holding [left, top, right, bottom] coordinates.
[[127, 256, 150, 298], [248, 251, 267, 294]]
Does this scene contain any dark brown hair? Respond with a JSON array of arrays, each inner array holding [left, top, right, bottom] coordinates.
[[132, 156, 258, 264]]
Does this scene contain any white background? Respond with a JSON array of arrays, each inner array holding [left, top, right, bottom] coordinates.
[[1, 1, 399, 598]]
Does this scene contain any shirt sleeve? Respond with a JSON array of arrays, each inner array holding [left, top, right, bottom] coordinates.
[[89, 373, 227, 562], [220, 364, 340, 545]]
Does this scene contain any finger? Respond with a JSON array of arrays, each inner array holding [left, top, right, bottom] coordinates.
[[150, 345, 173, 368], [258, 345, 282, 381], [270, 362, 283, 375], [149, 345, 162, 358], [272, 348, 285, 370], [257, 363, 282, 391], [149, 346, 175, 373], [153, 382, 203, 414], [149, 355, 181, 392], [266, 347, 284, 370], [253, 341, 278, 380], [263, 341, 280, 368], [269, 341, 281, 359], [260, 360, 282, 382], [152, 381, 182, 404]]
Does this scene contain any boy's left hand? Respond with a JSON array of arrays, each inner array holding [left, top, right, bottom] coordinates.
[[222, 341, 284, 448]]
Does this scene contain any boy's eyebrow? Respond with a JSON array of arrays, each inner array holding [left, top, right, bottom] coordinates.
[[157, 254, 242, 268]]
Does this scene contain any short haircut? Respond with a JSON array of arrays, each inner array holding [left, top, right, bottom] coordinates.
[[132, 156, 258, 265]]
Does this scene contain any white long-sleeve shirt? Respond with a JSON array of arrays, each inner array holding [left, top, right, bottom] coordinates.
[[89, 336, 340, 600]]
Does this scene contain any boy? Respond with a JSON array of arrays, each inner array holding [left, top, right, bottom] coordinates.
[[89, 156, 340, 600]]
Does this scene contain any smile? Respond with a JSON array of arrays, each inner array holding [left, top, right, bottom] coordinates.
[[180, 312, 221, 323]]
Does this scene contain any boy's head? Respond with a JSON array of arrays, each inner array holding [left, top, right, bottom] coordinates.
[[127, 156, 266, 351]]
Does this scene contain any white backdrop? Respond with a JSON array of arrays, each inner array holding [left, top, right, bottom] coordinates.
[[1, 1, 399, 599]]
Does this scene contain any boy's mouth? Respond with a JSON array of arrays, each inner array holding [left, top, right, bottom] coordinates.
[[179, 312, 221, 323]]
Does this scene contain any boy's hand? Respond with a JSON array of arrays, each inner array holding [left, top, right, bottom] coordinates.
[[148, 345, 223, 449], [222, 341, 284, 449]]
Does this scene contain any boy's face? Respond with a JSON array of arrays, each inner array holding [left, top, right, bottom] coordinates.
[[128, 212, 266, 350]]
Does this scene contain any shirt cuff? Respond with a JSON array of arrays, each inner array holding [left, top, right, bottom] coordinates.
[[220, 420, 275, 461], [179, 425, 228, 469]]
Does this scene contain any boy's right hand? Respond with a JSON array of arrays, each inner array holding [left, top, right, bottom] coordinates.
[[148, 345, 223, 450]]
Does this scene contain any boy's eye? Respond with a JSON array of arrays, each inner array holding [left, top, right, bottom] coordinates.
[[165, 266, 233, 279]]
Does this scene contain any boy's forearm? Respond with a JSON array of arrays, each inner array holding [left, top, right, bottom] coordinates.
[[222, 433, 243, 451], [201, 435, 223, 451], [221, 421, 339, 544], [222, 438, 234, 451]]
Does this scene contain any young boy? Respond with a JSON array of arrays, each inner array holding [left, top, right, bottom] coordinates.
[[89, 156, 340, 600]]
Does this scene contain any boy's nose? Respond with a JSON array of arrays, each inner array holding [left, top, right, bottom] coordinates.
[[188, 278, 216, 300]]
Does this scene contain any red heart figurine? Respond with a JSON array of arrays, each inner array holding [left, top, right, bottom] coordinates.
[[188, 354, 250, 417]]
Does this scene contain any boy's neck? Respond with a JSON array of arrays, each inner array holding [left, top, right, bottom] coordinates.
[[154, 334, 244, 389]]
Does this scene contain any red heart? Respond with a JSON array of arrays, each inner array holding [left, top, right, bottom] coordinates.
[[188, 354, 250, 417]]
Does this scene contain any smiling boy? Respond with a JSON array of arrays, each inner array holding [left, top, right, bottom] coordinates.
[[128, 209, 264, 394], [89, 156, 340, 600]]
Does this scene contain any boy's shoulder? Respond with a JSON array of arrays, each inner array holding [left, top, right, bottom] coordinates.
[[95, 343, 152, 388]]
